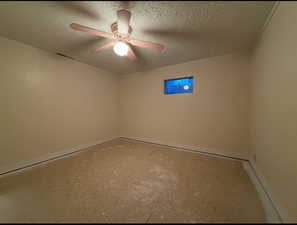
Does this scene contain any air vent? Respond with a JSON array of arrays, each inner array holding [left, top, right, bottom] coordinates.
[[56, 52, 74, 60]]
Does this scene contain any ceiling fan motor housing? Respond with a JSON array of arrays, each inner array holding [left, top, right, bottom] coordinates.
[[111, 22, 133, 40]]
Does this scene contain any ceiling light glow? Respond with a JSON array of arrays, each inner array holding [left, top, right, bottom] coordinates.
[[113, 41, 128, 56]]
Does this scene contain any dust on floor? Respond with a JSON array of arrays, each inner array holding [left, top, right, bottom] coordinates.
[[0, 139, 265, 223]]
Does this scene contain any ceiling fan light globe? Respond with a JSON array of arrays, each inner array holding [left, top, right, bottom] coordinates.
[[113, 41, 128, 56]]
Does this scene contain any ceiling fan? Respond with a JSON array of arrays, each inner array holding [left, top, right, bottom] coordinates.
[[70, 9, 166, 61]]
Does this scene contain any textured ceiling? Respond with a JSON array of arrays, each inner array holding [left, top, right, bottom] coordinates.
[[0, 1, 274, 74]]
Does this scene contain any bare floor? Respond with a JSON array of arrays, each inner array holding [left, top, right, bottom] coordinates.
[[0, 139, 265, 223]]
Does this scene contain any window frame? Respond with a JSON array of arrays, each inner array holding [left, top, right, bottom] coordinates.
[[163, 76, 194, 95]]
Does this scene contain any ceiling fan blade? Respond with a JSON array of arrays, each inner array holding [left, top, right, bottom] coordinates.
[[126, 44, 137, 61], [95, 42, 115, 53], [129, 39, 165, 52], [70, 23, 114, 39], [117, 9, 131, 34]]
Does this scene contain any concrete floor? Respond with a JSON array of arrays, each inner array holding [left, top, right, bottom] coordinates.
[[0, 138, 265, 223]]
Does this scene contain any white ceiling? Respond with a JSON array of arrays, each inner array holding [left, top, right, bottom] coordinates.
[[0, 1, 274, 74]]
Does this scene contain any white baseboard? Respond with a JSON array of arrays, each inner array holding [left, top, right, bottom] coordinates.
[[119, 136, 248, 161], [0, 136, 118, 177], [243, 160, 284, 223]]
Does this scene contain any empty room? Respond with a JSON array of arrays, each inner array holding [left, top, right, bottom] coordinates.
[[0, 1, 296, 223]]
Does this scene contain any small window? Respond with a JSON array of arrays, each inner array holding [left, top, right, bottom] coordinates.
[[164, 77, 194, 95]]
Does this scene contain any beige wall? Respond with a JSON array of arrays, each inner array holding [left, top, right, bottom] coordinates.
[[119, 52, 250, 159], [249, 2, 297, 222], [0, 36, 119, 172]]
